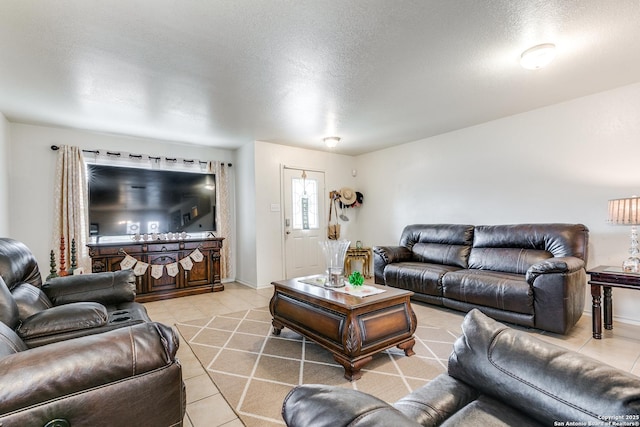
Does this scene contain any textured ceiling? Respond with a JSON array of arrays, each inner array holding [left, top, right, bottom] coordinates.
[[1, 1, 639, 155]]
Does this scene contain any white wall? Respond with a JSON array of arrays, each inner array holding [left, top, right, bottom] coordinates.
[[246, 141, 356, 288], [235, 141, 257, 287], [8, 123, 235, 275], [0, 113, 9, 236], [356, 82, 640, 324]]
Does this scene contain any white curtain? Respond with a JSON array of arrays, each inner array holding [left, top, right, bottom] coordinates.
[[211, 161, 233, 280], [52, 145, 91, 274]]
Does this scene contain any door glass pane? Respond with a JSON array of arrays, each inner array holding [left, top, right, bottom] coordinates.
[[292, 177, 318, 230]]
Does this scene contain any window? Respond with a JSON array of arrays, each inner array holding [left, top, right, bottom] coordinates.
[[291, 177, 318, 230]]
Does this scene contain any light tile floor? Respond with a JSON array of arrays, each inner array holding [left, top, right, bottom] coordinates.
[[143, 282, 640, 427]]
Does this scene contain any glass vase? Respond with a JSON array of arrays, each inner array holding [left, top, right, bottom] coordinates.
[[319, 240, 350, 288]]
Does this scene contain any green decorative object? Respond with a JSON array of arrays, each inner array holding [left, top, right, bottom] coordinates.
[[47, 250, 58, 280], [348, 271, 364, 287], [69, 238, 77, 274]]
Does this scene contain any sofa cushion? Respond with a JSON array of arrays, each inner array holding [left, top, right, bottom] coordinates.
[[43, 269, 136, 306], [442, 395, 544, 427], [393, 374, 478, 425], [469, 247, 551, 275], [384, 262, 460, 297], [0, 276, 20, 329], [0, 238, 42, 289], [11, 282, 53, 319], [17, 302, 108, 340], [469, 224, 589, 274], [448, 310, 640, 424], [442, 270, 533, 315], [399, 224, 474, 268], [0, 321, 27, 357]]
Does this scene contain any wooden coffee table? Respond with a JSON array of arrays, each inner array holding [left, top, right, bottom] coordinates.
[[269, 276, 417, 381]]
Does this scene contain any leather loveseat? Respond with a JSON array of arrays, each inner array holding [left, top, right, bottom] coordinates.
[[282, 309, 640, 427], [0, 238, 150, 346], [374, 224, 588, 334]]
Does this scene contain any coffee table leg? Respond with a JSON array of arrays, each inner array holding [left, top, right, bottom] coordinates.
[[591, 284, 602, 339], [333, 354, 372, 381], [397, 338, 416, 357], [272, 319, 283, 336]]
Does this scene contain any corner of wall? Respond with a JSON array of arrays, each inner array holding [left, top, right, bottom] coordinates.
[[0, 113, 10, 236]]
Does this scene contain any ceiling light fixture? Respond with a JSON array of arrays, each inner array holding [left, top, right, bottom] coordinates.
[[520, 43, 556, 70], [323, 136, 341, 148]]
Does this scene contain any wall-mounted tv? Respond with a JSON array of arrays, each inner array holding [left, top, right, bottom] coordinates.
[[87, 164, 216, 240]]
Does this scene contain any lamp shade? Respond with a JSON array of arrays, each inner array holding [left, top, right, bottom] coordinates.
[[608, 197, 640, 225]]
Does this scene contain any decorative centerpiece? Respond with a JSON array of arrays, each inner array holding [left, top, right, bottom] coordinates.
[[319, 240, 350, 288], [348, 271, 364, 287]]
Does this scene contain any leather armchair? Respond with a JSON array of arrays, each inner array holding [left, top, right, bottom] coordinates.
[[0, 320, 185, 426], [0, 238, 150, 347], [282, 309, 640, 426]]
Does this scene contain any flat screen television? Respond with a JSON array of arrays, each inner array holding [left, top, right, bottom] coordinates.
[[87, 164, 216, 241]]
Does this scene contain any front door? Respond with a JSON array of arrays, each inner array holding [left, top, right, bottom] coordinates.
[[283, 167, 325, 279]]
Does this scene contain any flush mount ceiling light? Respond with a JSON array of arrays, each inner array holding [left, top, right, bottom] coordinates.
[[520, 43, 556, 70], [323, 136, 341, 148]]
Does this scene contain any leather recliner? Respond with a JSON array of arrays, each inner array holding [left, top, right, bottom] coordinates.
[[0, 320, 185, 426], [0, 238, 150, 347], [282, 309, 640, 426]]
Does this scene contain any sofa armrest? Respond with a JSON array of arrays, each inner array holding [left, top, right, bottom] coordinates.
[[42, 270, 136, 306], [0, 322, 177, 415], [529, 257, 586, 333], [282, 384, 421, 427], [17, 302, 108, 341], [373, 246, 413, 264], [525, 256, 585, 285], [448, 310, 640, 424], [393, 374, 478, 425], [373, 246, 413, 284]]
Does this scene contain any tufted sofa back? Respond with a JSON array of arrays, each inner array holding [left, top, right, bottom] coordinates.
[[468, 224, 589, 275], [0, 238, 42, 290], [399, 224, 475, 268]]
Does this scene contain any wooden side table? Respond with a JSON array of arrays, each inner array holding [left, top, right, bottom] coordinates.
[[344, 247, 372, 278], [587, 265, 640, 339]]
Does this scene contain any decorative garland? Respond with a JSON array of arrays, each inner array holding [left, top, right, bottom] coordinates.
[[119, 248, 205, 279]]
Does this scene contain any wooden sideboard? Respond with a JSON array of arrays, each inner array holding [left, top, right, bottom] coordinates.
[[87, 238, 224, 302]]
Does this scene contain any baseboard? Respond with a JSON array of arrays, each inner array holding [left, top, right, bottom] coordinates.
[[582, 310, 640, 326]]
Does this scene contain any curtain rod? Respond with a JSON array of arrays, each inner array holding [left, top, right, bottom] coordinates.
[[50, 145, 232, 167]]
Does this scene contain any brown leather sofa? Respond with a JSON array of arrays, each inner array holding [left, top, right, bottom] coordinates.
[[0, 238, 150, 346], [374, 224, 589, 334], [282, 309, 640, 427], [0, 320, 185, 426]]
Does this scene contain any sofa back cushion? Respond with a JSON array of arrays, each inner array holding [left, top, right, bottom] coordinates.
[[468, 224, 589, 274], [449, 309, 640, 424], [0, 276, 20, 329], [0, 238, 42, 290], [11, 283, 53, 320], [400, 224, 474, 268]]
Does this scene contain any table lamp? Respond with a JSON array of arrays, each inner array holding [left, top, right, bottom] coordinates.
[[608, 196, 640, 272]]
